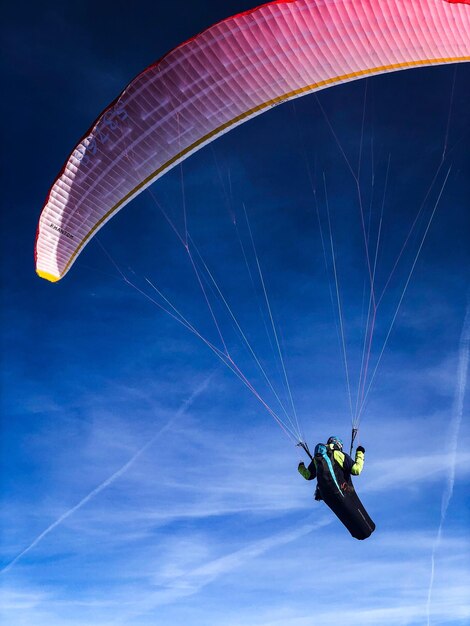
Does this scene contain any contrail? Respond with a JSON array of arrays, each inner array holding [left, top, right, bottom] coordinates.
[[1, 374, 215, 574], [426, 302, 470, 625]]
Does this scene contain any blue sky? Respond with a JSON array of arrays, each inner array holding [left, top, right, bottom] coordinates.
[[1, 1, 469, 625]]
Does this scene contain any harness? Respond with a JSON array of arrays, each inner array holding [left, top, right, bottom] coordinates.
[[314, 443, 345, 498]]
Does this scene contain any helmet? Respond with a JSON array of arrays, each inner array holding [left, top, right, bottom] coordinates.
[[327, 436, 343, 451]]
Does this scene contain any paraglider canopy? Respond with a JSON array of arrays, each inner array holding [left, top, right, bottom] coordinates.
[[35, 0, 470, 282]]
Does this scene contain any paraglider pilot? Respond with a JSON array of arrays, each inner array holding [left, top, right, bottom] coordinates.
[[298, 436, 375, 540]]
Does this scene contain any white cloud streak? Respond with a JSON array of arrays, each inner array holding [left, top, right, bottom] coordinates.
[[426, 302, 470, 625], [363, 450, 470, 493], [0, 373, 215, 575], [115, 517, 330, 623]]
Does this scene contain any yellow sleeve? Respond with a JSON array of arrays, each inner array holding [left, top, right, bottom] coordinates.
[[351, 449, 364, 475], [298, 462, 312, 480]]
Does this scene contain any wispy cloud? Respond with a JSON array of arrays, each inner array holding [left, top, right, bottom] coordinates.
[[426, 302, 470, 625], [115, 518, 330, 623], [2, 483, 469, 626], [1, 374, 215, 575], [364, 450, 470, 493]]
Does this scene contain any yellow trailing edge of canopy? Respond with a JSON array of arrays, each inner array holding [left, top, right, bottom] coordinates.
[[36, 269, 60, 282]]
